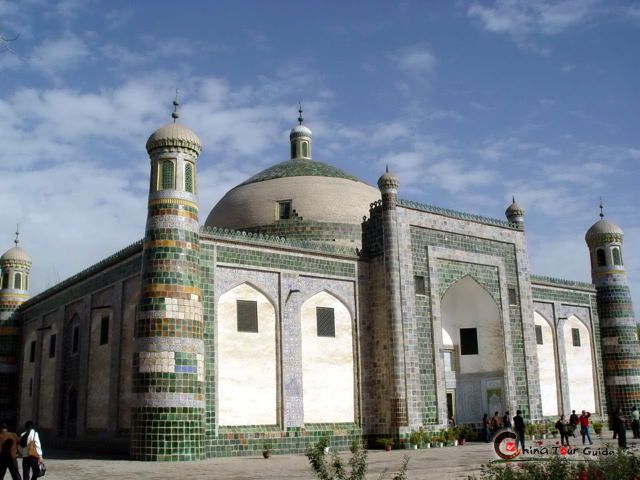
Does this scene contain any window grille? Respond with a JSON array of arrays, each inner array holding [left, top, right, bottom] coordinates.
[[414, 276, 426, 295], [535, 325, 543, 345], [572, 328, 581, 347], [237, 300, 258, 333], [316, 307, 336, 337], [460, 328, 478, 355], [185, 162, 194, 193]]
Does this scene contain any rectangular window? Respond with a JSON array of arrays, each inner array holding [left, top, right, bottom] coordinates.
[[414, 276, 426, 295], [572, 328, 581, 347], [508, 288, 518, 305], [278, 200, 292, 220], [535, 325, 543, 345], [100, 316, 109, 345], [237, 300, 258, 333], [29, 341, 36, 363], [460, 328, 478, 355], [49, 334, 56, 359], [316, 307, 336, 337], [72, 326, 80, 354]]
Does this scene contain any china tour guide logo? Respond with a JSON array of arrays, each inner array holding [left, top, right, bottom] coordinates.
[[493, 429, 522, 460]]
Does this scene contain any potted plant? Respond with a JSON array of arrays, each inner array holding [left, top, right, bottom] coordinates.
[[421, 431, 432, 449], [458, 425, 474, 445], [409, 430, 421, 449], [592, 421, 603, 436], [377, 437, 393, 451], [525, 422, 536, 441], [262, 443, 272, 459], [320, 436, 330, 454]]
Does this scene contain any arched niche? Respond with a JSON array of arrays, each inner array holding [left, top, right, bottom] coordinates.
[[300, 290, 355, 423], [217, 283, 277, 426], [563, 315, 596, 413], [534, 311, 559, 416]]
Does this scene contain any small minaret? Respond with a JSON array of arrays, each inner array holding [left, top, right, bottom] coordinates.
[[585, 201, 640, 417], [377, 166, 408, 431], [505, 196, 525, 228], [289, 103, 312, 160], [0, 227, 32, 424], [131, 92, 205, 461]]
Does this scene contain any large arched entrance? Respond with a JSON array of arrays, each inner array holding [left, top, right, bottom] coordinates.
[[441, 276, 505, 423]]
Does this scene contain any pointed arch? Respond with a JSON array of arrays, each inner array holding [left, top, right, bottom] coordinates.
[[441, 274, 500, 306], [300, 287, 355, 319], [217, 282, 277, 426], [300, 290, 355, 423]]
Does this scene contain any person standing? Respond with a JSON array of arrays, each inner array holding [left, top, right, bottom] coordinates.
[[579, 410, 593, 445], [482, 414, 491, 442], [555, 415, 570, 446], [502, 411, 512, 429], [0, 423, 20, 480], [569, 410, 579, 438], [19, 421, 42, 480], [490, 411, 501, 437], [513, 410, 526, 452], [631, 406, 640, 440], [613, 407, 627, 449]]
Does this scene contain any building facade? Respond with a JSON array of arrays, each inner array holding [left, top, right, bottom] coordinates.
[[1, 107, 638, 460]]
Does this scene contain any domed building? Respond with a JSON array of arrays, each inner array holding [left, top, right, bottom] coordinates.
[[2, 103, 638, 461]]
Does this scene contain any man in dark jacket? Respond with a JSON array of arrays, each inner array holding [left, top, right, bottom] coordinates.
[[0, 423, 20, 480], [513, 410, 525, 451]]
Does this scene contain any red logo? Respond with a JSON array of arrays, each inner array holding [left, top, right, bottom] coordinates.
[[505, 442, 516, 452], [560, 447, 567, 455]]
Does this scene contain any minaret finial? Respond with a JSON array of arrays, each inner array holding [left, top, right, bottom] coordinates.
[[599, 197, 604, 219], [172, 89, 180, 123], [298, 101, 304, 125], [14, 224, 19, 246], [512, 195, 516, 204], [386, 164, 389, 173]]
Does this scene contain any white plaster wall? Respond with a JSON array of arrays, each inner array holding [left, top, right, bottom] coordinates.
[[534, 312, 559, 416], [441, 276, 503, 375], [206, 176, 380, 229], [564, 316, 596, 412], [218, 283, 277, 426], [301, 291, 355, 423]]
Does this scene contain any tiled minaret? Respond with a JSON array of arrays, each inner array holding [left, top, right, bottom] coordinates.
[[377, 166, 408, 430], [0, 228, 31, 425], [505, 197, 525, 229], [586, 203, 640, 416], [131, 93, 205, 461]]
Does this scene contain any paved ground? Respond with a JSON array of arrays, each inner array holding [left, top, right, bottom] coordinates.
[[37, 432, 639, 480]]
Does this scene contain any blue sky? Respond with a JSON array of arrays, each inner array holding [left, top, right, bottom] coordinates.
[[1, 0, 639, 312]]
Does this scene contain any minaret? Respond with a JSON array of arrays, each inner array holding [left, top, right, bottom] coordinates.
[[0, 227, 32, 424], [131, 92, 205, 461], [289, 103, 312, 160], [505, 196, 525, 228], [585, 202, 640, 416], [377, 166, 408, 431]]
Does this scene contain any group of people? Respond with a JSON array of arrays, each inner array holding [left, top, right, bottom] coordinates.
[[554, 410, 593, 446], [0, 421, 43, 480], [610, 405, 640, 449], [483, 410, 527, 450]]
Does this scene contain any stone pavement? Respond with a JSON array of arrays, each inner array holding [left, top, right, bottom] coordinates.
[[38, 432, 639, 480]]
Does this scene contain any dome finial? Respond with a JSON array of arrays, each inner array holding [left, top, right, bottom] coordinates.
[[599, 197, 604, 219], [14, 224, 19, 247], [512, 195, 516, 204], [298, 101, 304, 125], [172, 88, 180, 123]]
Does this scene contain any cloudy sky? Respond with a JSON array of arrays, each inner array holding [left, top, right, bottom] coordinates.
[[1, 0, 639, 311]]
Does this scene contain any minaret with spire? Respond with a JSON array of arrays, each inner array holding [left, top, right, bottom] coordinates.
[[505, 196, 525, 228], [0, 226, 32, 424], [289, 102, 312, 160], [585, 200, 640, 416], [132, 92, 205, 460]]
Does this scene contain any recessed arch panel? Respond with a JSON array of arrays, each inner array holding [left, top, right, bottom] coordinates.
[[563, 315, 596, 412], [534, 311, 559, 416]]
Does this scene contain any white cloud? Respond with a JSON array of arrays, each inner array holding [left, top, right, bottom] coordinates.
[[29, 31, 90, 73], [395, 45, 437, 73]]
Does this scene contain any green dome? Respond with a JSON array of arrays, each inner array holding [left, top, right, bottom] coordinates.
[[240, 159, 362, 186]]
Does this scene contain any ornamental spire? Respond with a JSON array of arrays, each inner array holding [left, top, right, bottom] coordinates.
[[599, 197, 604, 219], [14, 224, 19, 246], [298, 101, 304, 125], [172, 89, 180, 123]]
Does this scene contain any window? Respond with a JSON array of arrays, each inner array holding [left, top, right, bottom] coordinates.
[[236, 300, 258, 333], [316, 307, 335, 337], [414, 276, 426, 295], [596, 249, 606, 267], [29, 341, 36, 363], [612, 247, 623, 266], [99, 316, 109, 345], [278, 200, 292, 220], [25, 275, 29, 290], [49, 334, 57, 359], [291, 143, 296, 159], [14, 272, 21, 290], [535, 325, 543, 345], [72, 326, 80, 354], [572, 328, 581, 347], [460, 328, 478, 355], [1, 273, 8, 289], [161, 160, 175, 190], [302, 142, 309, 157], [508, 288, 518, 305], [185, 162, 194, 193]]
